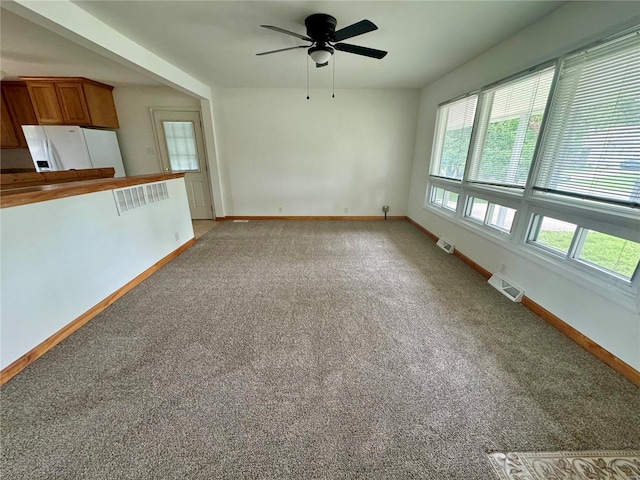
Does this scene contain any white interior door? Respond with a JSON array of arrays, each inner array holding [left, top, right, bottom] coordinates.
[[151, 109, 213, 219]]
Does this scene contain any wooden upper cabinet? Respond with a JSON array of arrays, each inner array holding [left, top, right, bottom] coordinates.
[[21, 77, 119, 129], [1, 96, 20, 148], [82, 81, 119, 128], [55, 82, 91, 124], [24, 82, 63, 124], [1, 82, 38, 148]]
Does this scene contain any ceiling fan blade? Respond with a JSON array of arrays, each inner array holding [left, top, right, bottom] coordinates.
[[256, 45, 308, 56], [332, 19, 377, 42], [260, 25, 312, 42], [334, 43, 387, 59]]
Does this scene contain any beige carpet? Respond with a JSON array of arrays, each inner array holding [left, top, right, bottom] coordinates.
[[488, 451, 640, 479], [2, 221, 639, 479]]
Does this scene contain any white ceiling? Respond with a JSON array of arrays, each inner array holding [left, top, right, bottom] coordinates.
[[0, 9, 159, 86], [2, 1, 564, 90]]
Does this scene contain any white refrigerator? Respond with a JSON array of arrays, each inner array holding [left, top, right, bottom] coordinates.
[[22, 126, 127, 178]]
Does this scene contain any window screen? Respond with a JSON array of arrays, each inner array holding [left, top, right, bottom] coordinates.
[[467, 67, 555, 188], [430, 95, 478, 180], [534, 31, 640, 207]]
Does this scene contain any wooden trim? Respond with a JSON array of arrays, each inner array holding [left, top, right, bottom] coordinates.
[[19, 76, 114, 90], [406, 216, 640, 386], [406, 217, 438, 242], [1, 168, 115, 189], [406, 218, 491, 278], [0, 173, 185, 209], [225, 215, 408, 221], [522, 297, 640, 387], [453, 249, 492, 279], [0, 238, 196, 386]]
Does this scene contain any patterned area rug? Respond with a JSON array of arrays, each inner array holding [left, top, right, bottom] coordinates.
[[488, 451, 640, 480]]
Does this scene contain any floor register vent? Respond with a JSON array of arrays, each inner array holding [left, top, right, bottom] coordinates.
[[114, 182, 169, 215], [436, 238, 454, 254], [488, 273, 524, 302]]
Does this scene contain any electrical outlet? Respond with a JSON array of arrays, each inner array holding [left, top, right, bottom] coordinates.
[[147, 146, 156, 155], [174, 232, 179, 241], [278, 206, 283, 213], [344, 207, 349, 213], [382, 205, 390, 213]]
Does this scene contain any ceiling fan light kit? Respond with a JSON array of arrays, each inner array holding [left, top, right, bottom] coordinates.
[[258, 13, 388, 68], [308, 45, 334, 65]]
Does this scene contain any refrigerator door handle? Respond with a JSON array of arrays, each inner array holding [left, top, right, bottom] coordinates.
[[42, 138, 51, 169], [47, 139, 63, 170]]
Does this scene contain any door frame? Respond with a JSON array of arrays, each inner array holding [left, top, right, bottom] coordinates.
[[149, 106, 215, 219]]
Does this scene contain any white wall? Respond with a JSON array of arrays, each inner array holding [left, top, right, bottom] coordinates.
[[215, 88, 419, 216], [112, 86, 200, 176], [407, 2, 640, 370], [0, 178, 194, 369]]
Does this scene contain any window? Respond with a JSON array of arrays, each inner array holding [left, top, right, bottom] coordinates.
[[162, 121, 200, 172], [534, 31, 640, 207], [528, 214, 640, 282], [430, 95, 478, 180], [487, 204, 517, 233], [430, 186, 445, 206], [465, 196, 517, 234], [528, 215, 577, 255], [466, 197, 488, 222], [467, 67, 554, 188], [424, 28, 639, 294], [443, 191, 459, 211], [429, 186, 459, 212], [577, 230, 640, 280]]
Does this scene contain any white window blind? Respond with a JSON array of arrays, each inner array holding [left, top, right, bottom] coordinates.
[[162, 121, 200, 172], [467, 67, 555, 188], [430, 95, 477, 180], [534, 31, 640, 207]]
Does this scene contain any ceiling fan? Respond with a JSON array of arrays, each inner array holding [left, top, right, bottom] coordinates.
[[257, 13, 387, 67]]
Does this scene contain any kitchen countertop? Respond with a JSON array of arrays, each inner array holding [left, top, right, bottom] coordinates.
[[0, 173, 185, 209]]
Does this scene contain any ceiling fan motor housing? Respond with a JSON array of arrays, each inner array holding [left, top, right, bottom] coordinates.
[[305, 13, 337, 42]]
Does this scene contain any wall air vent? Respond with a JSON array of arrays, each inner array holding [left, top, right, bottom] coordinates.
[[113, 182, 169, 215], [488, 273, 524, 302], [145, 182, 169, 204], [436, 238, 455, 254]]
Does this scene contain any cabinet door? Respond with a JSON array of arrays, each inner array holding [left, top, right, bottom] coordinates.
[[26, 82, 64, 124], [1, 94, 20, 148], [55, 82, 91, 125], [3, 84, 38, 147], [82, 82, 119, 128]]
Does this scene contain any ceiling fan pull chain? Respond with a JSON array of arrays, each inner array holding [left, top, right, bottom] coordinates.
[[332, 53, 336, 98], [307, 55, 310, 100]]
